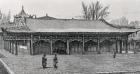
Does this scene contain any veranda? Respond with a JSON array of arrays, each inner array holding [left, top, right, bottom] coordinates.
[[2, 31, 132, 55]]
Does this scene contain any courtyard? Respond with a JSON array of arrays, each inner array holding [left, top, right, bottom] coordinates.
[[0, 49, 140, 74]]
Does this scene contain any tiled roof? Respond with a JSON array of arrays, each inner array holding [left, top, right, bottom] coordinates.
[[0, 22, 30, 32], [27, 19, 116, 29], [24, 19, 137, 33], [37, 14, 56, 20], [2, 18, 138, 33]]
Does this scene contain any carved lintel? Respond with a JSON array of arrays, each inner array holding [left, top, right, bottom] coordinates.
[[84, 38, 98, 43], [69, 38, 82, 43]]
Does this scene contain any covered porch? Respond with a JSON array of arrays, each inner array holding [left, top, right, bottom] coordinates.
[[2, 32, 133, 55]]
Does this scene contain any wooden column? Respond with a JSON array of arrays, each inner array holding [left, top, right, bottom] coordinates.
[[4, 40, 6, 50], [125, 39, 128, 53], [97, 38, 100, 54], [8, 41, 10, 52], [12, 41, 15, 54], [128, 42, 130, 51], [11, 41, 13, 54], [9, 41, 12, 53], [4, 41, 6, 50], [134, 41, 136, 51], [14, 41, 16, 54], [27, 40, 31, 55], [82, 35, 85, 54], [116, 39, 118, 53], [119, 40, 122, 53], [67, 39, 70, 55], [5, 41, 7, 51], [13, 41, 15, 54], [50, 36, 53, 55], [7, 41, 9, 51], [15, 41, 18, 55], [133, 41, 136, 54], [30, 34, 33, 55], [122, 40, 125, 53], [6, 41, 8, 51]]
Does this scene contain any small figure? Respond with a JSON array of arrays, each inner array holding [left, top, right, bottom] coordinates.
[[42, 53, 47, 69], [53, 54, 58, 70], [113, 49, 116, 58]]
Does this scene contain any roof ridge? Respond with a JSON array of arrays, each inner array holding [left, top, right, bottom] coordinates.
[[26, 18, 102, 22], [99, 19, 120, 29]]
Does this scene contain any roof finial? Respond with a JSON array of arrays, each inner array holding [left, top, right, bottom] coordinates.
[[22, 5, 24, 11], [46, 13, 48, 16]]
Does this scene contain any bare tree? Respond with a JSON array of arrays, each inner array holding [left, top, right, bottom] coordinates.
[[0, 10, 11, 25], [82, 2, 89, 20], [7, 10, 11, 22], [0, 10, 2, 19], [110, 17, 129, 26], [129, 21, 140, 27], [110, 17, 139, 29], [82, 1, 109, 20]]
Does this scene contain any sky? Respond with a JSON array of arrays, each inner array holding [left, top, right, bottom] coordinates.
[[0, 0, 140, 21]]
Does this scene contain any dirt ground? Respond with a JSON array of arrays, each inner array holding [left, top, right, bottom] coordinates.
[[1, 49, 140, 74]]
